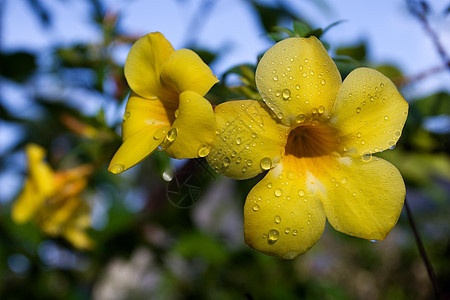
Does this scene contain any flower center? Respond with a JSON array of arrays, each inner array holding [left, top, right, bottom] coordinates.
[[285, 121, 339, 158]]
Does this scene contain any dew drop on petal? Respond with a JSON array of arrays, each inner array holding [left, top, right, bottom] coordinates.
[[252, 204, 260, 211], [362, 153, 372, 162], [267, 182, 273, 189], [298, 189, 305, 197], [282, 89, 291, 100], [166, 128, 178, 142], [223, 157, 231, 168], [356, 107, 361, 113], [268, 229, 279, 243], [295, 84, 300, 90], [197, 145, 211, 157], [260, 157, 272, 170], [292, 230, 298, 236], [242, 166, 248, 173], [356, 132, 362, 138], [236, 137, 242, 145], [341, 177, 347, 184], [123, 111, 130, 121], [174, 109, 180, 118], [312, 107, 318, 115], [273, 75, 279, 81], [295, 114, 306, 124], [321, 79, 326, 85], [284, 227, 290, 234], [274, 215, 281, 224], [110, 164, 124, 174], [318, 106, 325, 115], [274, 188, 282, 197]]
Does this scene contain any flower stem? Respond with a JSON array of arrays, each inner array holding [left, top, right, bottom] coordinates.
[[404, 198, 440, 298]]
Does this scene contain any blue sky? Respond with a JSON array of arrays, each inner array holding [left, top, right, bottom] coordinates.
[[3, 0, 450, 97]]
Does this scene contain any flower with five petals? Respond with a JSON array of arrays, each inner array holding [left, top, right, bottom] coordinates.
[[207, 37, 408, 259], [12, 144, 94, 250], [109, 32, 218, 174]]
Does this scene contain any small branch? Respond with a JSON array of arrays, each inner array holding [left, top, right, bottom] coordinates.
[[404, 198, 440, 298], [393, 65, 447, 87]]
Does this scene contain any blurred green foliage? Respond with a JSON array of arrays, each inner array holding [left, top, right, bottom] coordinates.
[[0, 0, 449, 299]]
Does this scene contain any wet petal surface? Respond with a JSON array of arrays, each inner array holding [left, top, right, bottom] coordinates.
[[244, 161, 326, 259], [332, 68, 409, 155], [256, 36, 341, 126], [122, 92, 176, 141], [207, 100, 289, 180], [164, 91, 216, 159]]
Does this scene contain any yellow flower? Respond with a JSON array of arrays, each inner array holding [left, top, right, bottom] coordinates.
[[12, 144, 94, 250], [109, 32, 218, 174], [207, 37, 408, 259]]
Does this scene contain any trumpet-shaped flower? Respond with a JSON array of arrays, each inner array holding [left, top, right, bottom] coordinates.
[[12, 144, 94, 250], [109, 32, 218, 174], [207, 37, 408, 259]]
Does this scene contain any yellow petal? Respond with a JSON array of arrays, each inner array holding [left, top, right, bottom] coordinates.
[[108, 125, 169, 174], [27, 144, 55, 197], [164, 91, 216, 159], [160, 49, 218, 96], [12, 179, 42, 223], [207, 100, 289, 180], [332, 68, 408, 154], [256, 36, 341, 126], [122, 92, 176, 141], [64, 228, 94, 250], [318, 155, 405, 240], [244, 161, 326, 259], [124, 32, 175, 99]]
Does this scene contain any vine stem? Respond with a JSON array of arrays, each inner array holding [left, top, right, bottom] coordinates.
[[404, 198, 440, 298]]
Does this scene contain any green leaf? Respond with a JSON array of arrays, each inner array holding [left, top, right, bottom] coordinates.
[[292, 20, 311, 36], [336, 42, 367, 61]]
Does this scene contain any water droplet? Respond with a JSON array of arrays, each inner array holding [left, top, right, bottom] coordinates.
[[260, 157, 272, 170], [197, 145, 210, 157], [362, 153, 372, 162], [247, 160, 253, 166], [292, 230, 298, 236], [252, 204, 260, 211], [310, 70, 314, 76], [274, 215, 281, 224], [308, 214, 312, 218], [267, 182, 273, 189], [236, 137, 242, 145], [321, 79, 326, 85], [166, 128, 178, 142], [312, 107, 318, 115], [251, 132, 257, 138], [223, 157, 231, 168], [302, 72, 307, 77], [236, 157, 242, 164], [295, 84, 300, 90], [275, 90, 281, 97], [268, 229, 279, 243], [242, 166, 248, 172], [356, 107, 361, 113], [231, 151, 237, 158], [380, 83, 384, 88], [273, 75, 278, 81], [174, 109, 180, 118], [110, 164, 124, 174], [341, 177, 347, 184], [282, 89, 291, 100], [123, 111, 130, 121], [284, 227, 290, 234], [274, 188, 282, 197], [276, 112, 283, 119], [304, 58, 309, 63], [356, 132, 362, 138], [295, 114, 306, 123], [318, 106, 325, 115], [298, 189, 305, 197], [384, 115, 389, 120]]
